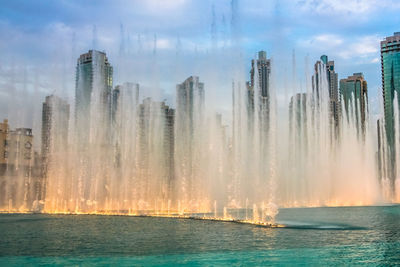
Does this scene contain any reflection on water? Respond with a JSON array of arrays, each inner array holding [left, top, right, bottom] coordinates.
[[0, 206, 399, 265]]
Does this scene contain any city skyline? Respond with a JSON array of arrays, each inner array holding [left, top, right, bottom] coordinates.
[[1, 0, 400, 130], [1, 2, 400, 266]]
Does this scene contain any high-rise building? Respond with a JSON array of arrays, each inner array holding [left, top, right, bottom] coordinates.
[[247, 51, 272, 137], [7, 128, 34, 209], [0, 119, 9, 176], [176, 76, 205, 201], [250, 51, 271, 99], [41, 95, 70, 200], [112, 83, 139, 124], [0, 120, 36, 209], [176, 76, 205, 136], [75, 50, 113, 145], [312, 55, 339, 132], [8, 128, 33, 173], [0, 119, 9, 207], [289, 93, 308, 135], [381, 32, 400, 186], [137, 98, 175, 200], [339, 73, 368, 135], [111, 82, 140, 168]]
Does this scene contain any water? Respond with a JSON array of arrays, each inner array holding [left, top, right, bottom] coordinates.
[[1, 206, 399, 266]]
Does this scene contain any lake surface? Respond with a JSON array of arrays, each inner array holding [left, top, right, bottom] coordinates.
[[0, 206, 399, 266]]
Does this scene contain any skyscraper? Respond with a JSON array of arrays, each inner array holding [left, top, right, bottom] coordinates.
[[73, 50, 113, 210], [137, 98, 175, 201], [289, 93, 308, 137], [176, 76, 204, 202], [111, 82, 139, 171], [41, 95, 70, 199], [75, 50, 113, 145], [176, 76, 205, 137], [7, 128, 34, 209], [339, 73, 368, 135], [0, 119, 9, 177], [250, 51, 271, 99], [312, 55, 339, 133], [381, 32, 400, 187], [248, 51, 271, 136]]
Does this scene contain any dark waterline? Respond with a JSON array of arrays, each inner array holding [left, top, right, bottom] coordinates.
[[0, 206, 399, 266]]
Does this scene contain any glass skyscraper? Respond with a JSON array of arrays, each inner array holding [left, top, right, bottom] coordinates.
[[381, 32, 400, 185], [75, 50, 113, 145], [339, 73, 368, 136]]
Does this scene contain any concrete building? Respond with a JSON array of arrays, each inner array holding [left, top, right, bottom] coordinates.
[[339, 73, 368, 136], [5, 128, 33, 209], [0, 119, 9, 176]]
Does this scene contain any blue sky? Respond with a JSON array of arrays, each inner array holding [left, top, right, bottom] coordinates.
[[0, 0, 399, 131]]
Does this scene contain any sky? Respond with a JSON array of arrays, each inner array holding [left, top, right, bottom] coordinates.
[[0, 0, 399, 138]]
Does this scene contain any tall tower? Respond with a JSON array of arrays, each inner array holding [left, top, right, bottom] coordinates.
[[250, 51, 271, 99], [381, 32, 400, 188], [41, 95, 70, 200], [137, 98, 175, 201], [75, 50, 113, 145], [249, 51, 271, 134], [111, 82, 140, 165], [339, 73, 368, 136], [312, 55, 339, 134], [175, 76, 204, 204]]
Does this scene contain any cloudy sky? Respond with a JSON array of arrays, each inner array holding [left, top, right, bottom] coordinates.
[[0, 0, 399, 137]]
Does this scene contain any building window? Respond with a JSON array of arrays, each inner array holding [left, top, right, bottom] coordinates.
[[4, 140, 8, 146], [4, 151, 8, 158], [25, 141, 32, 149]]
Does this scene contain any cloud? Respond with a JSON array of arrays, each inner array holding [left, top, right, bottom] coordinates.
[[296, 0, 400, 16], [143, 0, 187, 10], [338, 35, 380, 59], [298, 34, 381, 61]]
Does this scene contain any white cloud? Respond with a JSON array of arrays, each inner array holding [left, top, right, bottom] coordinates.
[[298, 34, 344, 50], [296, 0, 400, 15], [337, 35, 380, 59], [298, 34, 381, 61]]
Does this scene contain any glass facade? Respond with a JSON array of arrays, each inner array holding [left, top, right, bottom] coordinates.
[[339, 73, 367, 136], [381, 33, 400, 183], [75, 50, 113, 145]]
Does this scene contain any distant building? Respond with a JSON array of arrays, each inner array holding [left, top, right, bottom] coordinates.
[[381, 32, 400, 188], [250, 51, 271, 99], [111, 82, 140, 169], [8, 128, 33, 173], [339, 73, 368, 136], [75, 50, 113, 145], [6, 128, 34, 209], [289, 93, 308, 135], [312, 55, 339, 132], [41, 95, 70, 200], [137, 98, 175, 200], [176, 76, 205, 201], [250, 51, 271, 133], [112, 83, 139, 124], [0, 119, 9, 207], [0, 119, 9, 176], [176, 76, 205, 136]]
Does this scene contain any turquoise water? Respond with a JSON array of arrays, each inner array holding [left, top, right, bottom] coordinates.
[[0, 206, 399, 266]]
